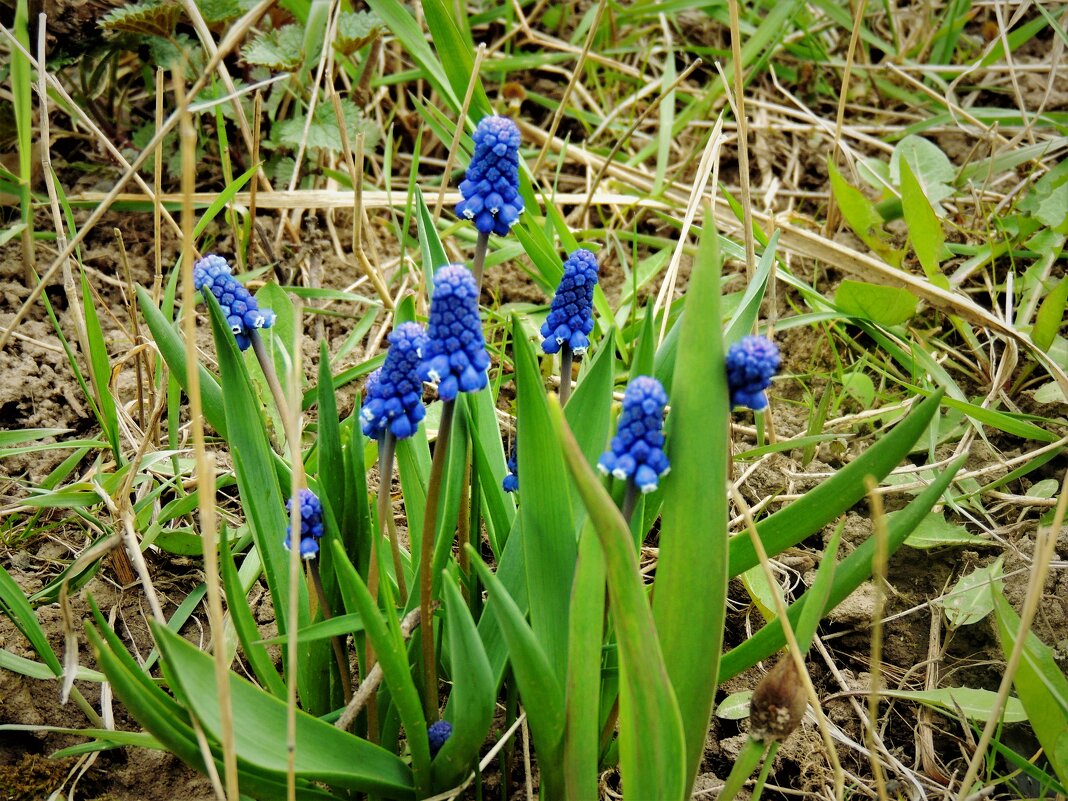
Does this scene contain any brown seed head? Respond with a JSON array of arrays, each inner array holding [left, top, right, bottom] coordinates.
[[749, 656, 808, 743]]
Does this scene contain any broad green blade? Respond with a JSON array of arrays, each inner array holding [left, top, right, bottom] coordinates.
[[653, 218, 730, 793], [554, 401, 687, 801], [222, 537, 286, 698]]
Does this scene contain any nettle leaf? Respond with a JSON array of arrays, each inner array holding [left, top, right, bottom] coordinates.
[[335, 10, 382, 55], [834, 280, 917, 326], [274, 99, 381, 154], [242, 24, 304, 70], [100, 1, 182, 37], [890, 136, 955, 207]]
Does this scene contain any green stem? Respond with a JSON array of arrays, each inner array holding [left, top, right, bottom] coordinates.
[[559, 344, 574, 407], [472, 230, 490, 292], [377, 432, 407, 605], [621, 482, 638, 525], [250, 329, 295, 446], [420, 399, 456, 718], [719, 737, 769, 800]]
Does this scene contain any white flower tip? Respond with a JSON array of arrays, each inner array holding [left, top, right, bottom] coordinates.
[[428, 369, 441, 382], [640, 483, 657, 494], [463, 209, 474, 219], [612, 468, 627, 480]]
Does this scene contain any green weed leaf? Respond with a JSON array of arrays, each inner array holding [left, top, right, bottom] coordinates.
[[835, 280, 917, 326]]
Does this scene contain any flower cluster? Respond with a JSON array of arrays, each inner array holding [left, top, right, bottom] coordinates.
[[541, 249, 599, 356], [192, 254, 275, 351], [283, 488, 324, 560], [418, 265, 490, 402], [725, 335, 780, 411], [361, 323, 427, 440], [598, 376, 671, 493], [427, 720, 453, 758], [455, 116, 524, 236], [502, 444, 518, 493]]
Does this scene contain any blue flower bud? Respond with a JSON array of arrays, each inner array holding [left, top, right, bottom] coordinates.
[[361, 323, 427, 440], [427, 720, 453, 758], [502, 443, 518, 493], [283, 488, 324, 560], [725, 336, 780, 411], [597, 376, 670, 493], [541, 249, 599, 356], [193, 254, 275, 352], [455, 116, 524, 237], [418, 265, 490, 402]]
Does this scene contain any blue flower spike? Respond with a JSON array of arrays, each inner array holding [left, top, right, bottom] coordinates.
[[361, 323, 428, 440], [725, 335, 781, 411], [502, 443, 518, 493], [192, 254, 275, 351], [418, 265, 490, 402], [283, 488, 324, 560], [455, 116, 524, 237], [427, 720, 453, 758], [541, 248, 599, 356], [597, 376, 670, 494]]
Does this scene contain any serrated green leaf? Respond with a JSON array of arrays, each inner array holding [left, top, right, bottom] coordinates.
[[835, 279, 918, 326], [335, 10, 381, 55], [242, 24, 304, 69], [274, 98, 381, 154], [99, 1, 181, 37]]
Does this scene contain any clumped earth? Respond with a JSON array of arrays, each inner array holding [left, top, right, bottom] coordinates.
[[2, 1, 1067, 798]]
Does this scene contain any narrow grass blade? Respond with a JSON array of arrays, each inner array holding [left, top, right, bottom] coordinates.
[[420, 0, 493, 120], [1, 565, 62, 675], [653, 218, 730, 792], [724, 230, 778, 345], [553, 399, 687, 801], [222, 538, 286, 698], [719, 455, 964, 681], [80, 271, 121, 459]]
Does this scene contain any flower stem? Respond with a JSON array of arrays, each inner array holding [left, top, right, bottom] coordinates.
[[308, 559, 353, 704], [376, 432, 407, 605], [250, 329, 295, 445], [559, 344, 574, 407], [456, 430, 473, 603], [621, 482, 638, 525], [420, 399, 456, 718], [472, 230, 490, 292]]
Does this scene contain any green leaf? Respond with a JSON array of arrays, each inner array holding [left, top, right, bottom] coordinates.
[[99, 1, 181, 36], [435, 575, 495, 788], [330, 542, 430, 795], [136, 286, 227, 438], [514, 317, 576, 681], [1033, 277, 1068, 353], [879, 687, 1027, 723], [794, 520, 840, 653], [274, 99, 380, 154], [719, 454, 964, 682], [715, 692, 752, 720], [993, 588, 1068, 785], [416, 187, 450, 283], [900, 512, 985, 549], [900, 157, 947, 281], [553, 400, 687, 801], [828, 160, 903, 266], [840, 371, 875, 408], [154, 623, 416, 797], [242, 24, 304, 69], [563, 524, 605, 801], [724, 230, 777, 346], [469, 551, 565, 770], [835, 279, 918, 326], [943, 557, 1003, 627], [420, 0, 493, 120], [653, 220, 731, 793], [335, 10, 381, 55], [221, 537, 286, 698], [80, 271, 121, 459], [1, 564, 62, 675], [890, 136, 955, 206]]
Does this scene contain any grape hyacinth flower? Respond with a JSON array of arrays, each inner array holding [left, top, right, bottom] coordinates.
[[725, 335, 781, 411], [418, 265, 490, 402], [361, 323, 428, 440], [192, 254, 275, 351], [502, 444, 518, 493], [598, 376, 671, 496], [455, 116, 524, 237], [283, 488, 324, 560], [427, 720, 453, 758], [541, 248, 599, 357]]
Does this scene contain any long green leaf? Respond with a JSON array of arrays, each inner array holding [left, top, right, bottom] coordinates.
[[514, 318, 576, 681], [1, 564, 62, 674], [155, 623, 415, 798], [719, 455, 964, 680], [80, 271, 121, 459], [553, 400, 687, 801], [652, 218, 730, 793], [222, 538, 286, 698]]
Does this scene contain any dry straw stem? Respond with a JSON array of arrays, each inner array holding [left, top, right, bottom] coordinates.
[[0, 0, 279, 354], [729, 485, 844, 801], [433, 43, 487, 222], [176, 71, 240, 801], [954, 471, 1068, 800], [726, 0, 756, 282]]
